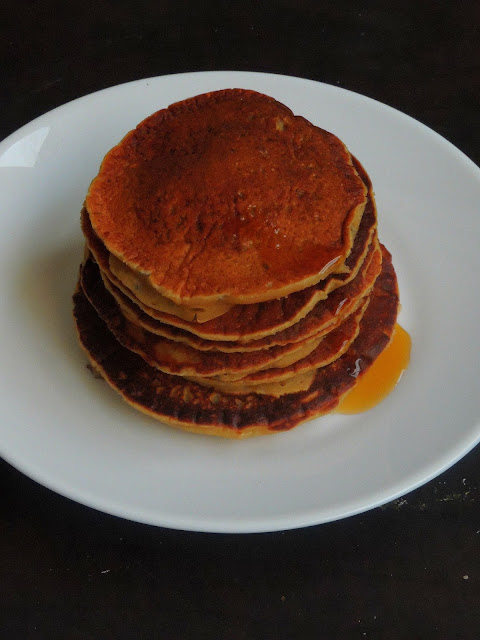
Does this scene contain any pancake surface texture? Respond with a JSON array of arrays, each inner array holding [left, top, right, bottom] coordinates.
[[74, 89, 403, 438], [86, 89, 367, 307]]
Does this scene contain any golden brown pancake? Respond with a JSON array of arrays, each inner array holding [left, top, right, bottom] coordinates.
[[105, 153, 375, 324], [81, 213, 231, 324], [82, 209, 377, 344], [81, 157, 376, 346], [82, 152, 376, 328], [85, 89, 367, 308], [188, 370, 318, 399], [73, 245, 399, 438], [249, 240, 381, 349], [190, 296, 368, 387], [81, 234, 376, 358], [82, 156, 376, 331], [74, 89, 402, 437], [80, 260, 325, 378], [81, 235, 380, 377], [108, 253, 234, 322]]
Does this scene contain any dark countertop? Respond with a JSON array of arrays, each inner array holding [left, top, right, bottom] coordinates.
[[2, 2, 479, 638]]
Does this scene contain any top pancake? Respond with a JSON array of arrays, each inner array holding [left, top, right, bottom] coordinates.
[[86, 89, 367, 308]]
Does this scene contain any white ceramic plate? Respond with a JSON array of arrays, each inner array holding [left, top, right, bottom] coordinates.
[[1, 72, 479, 533]]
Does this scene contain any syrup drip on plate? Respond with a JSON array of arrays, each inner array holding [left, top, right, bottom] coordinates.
[[337, 324, 411, 414]]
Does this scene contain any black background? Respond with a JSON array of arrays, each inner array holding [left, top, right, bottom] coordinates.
[[2, 2, 479, 638]]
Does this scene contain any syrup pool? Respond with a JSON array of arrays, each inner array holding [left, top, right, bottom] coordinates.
[[337, 324, 411, 414]]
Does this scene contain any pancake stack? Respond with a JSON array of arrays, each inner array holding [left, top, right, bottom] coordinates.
[[74, 89, 399, 438]]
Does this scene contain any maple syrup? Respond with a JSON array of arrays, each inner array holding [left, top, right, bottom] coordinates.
[[337, 324, 411, 414]]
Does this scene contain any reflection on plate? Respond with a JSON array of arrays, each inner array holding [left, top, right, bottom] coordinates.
[[1, 72, 479, 533]]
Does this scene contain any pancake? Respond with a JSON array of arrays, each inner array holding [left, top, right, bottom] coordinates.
[[80, 259, 325, 378], [81, 235, 380, 375], [73, 245, 399, 438], [189, 370, 318, 399], [190, 296, 368, 387], [104, 155, 376, 325], [108, 253, 234, 321], [82, 230, 376, 357], [85, 89, 367, 308], [82, 204, 376, 344], [82, 154, 376, 344], [105, 155, 375, 324], [74, 89, 404, 437], [82, 153, 375, 330], [81, 212, 230, 324]]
